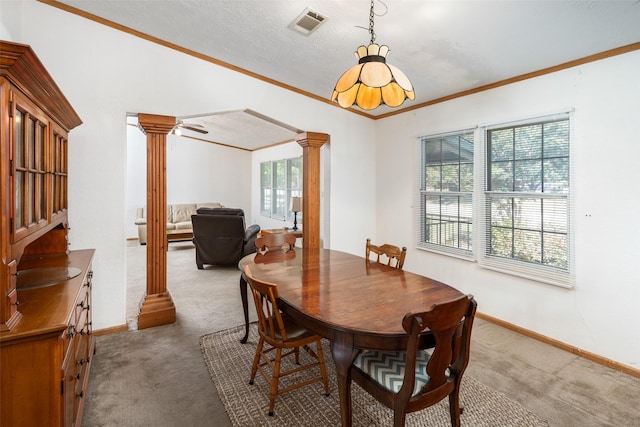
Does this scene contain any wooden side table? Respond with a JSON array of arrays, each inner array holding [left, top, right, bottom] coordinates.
[[259, 228, 303, 238], [166, 229, 193, 242]]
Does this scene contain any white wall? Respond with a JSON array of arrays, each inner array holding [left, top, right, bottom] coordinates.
[[4, 0, 638, 369], [3, 1, 374, 330], [126, 121, 146, 239], [126, 120, 253, 239], [375, 51, 640, 368]]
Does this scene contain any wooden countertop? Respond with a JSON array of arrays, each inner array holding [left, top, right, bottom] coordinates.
[[0, 249, 95, 343]]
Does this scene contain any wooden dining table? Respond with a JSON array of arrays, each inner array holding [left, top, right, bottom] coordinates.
[[238, 247, 464, 427]]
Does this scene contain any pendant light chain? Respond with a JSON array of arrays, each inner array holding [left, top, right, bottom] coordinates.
[[369, 0, 376, 44]]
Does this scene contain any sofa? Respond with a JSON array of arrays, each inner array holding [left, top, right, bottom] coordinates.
[[134, 202, 224, 245], [192, 207, 260, 268]]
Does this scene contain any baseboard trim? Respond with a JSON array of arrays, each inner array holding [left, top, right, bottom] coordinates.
[[477, 312, 640, 379], [93, 324, 128, 336]]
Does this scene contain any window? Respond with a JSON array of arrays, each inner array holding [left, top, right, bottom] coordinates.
[[260, 157, 302, 220], [418, 130, 475, 258], [418, 113, 573, 287], [483, 117, 571, 285]]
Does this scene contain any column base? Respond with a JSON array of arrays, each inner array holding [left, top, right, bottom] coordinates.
[[137, 292, 176, 330]]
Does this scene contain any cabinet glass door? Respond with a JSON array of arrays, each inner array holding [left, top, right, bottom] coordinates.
[[52, 132, 68, 215], [14, 109, 24, 229], [12, 92, 50, 241]]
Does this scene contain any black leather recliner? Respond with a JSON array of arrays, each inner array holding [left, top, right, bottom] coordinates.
[[192, 208, 260, 268]]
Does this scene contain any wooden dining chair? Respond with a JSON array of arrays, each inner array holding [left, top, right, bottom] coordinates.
[[238, 233, 298, 344], [243, 265, 330, 416], [255, 233, 296, 255], [366, 238, 407, 269], [350, 294, 477, 427]]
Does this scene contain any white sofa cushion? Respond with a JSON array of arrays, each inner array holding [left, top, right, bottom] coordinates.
[[171, 203, 198, 223], [134, 205, 174, 225]]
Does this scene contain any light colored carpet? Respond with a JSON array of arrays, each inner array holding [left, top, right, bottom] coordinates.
[[201, 324, 549, 427]]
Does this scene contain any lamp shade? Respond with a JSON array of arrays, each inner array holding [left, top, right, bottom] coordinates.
[[290, 196, 302, 212], [332, 43, 414, 110]]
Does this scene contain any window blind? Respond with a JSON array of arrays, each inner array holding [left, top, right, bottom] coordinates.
[[417, 129, 475, 259], [479, 113, 575, 288]]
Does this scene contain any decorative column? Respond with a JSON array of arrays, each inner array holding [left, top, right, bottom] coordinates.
[[295, 132, 328, 249], [136, 113, 176, 329]]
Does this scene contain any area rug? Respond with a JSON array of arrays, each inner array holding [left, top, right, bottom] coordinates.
[[200, 324, 548, 427]]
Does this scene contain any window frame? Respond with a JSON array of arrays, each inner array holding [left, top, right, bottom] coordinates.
[[417, 129, 475, 260], [260, 156, 302, 221], [417, 112, 574, 288]]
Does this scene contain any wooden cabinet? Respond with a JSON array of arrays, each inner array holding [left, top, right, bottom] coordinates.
[[0, 41, 91, 426], [1, 250, 96, 427], [1, 40, 82, 331]]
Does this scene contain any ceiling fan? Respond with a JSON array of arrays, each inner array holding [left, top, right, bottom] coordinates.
[[173, 119, 208, 135]]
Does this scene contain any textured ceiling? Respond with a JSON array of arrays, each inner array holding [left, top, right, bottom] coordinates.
[[180, 109, 303, 150], [49, 0, 640, 148]]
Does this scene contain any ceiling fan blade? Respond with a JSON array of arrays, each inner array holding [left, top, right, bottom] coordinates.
[[179, 124, 208, 134], [180, 121, 205, 128]]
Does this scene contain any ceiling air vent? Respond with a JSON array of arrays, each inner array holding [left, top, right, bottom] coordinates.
[[289, 7, 328, 36]]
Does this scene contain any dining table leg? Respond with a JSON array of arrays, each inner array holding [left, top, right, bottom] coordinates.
[[239, 275, 250, 343], [330, 334, 359, 427]]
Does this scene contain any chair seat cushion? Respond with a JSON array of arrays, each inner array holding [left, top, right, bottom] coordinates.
[[353, 349, 432, 396]]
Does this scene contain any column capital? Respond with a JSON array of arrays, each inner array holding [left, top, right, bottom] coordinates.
[[295, 132, 328, 148], [138, 113, 175, 135]]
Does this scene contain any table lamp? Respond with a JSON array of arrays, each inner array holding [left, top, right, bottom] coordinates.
[[290, 196, 302, 231]]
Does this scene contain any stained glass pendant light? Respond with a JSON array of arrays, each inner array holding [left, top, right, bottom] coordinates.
[[331, 0, 414, 110]]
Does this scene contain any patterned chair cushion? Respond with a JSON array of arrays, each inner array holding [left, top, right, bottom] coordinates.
[[353, 349, 432, 396]]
